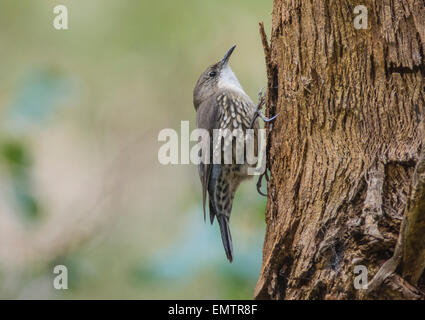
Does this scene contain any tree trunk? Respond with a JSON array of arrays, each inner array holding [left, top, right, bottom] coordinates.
[[255, 0, 425, 300]]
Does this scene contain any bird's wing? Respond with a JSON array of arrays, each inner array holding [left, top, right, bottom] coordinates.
[[197, 158, 212, 221], [196, 96, 222, 222]]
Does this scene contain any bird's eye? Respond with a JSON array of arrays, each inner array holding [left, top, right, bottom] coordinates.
[[208, 71, 217, 77]]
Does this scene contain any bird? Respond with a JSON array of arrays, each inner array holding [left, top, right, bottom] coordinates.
[[193, 45, 262, 262]]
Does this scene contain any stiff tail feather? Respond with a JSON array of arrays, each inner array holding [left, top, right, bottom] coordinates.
[[209, 200, 216, 225], [217, 215, 233, 263]]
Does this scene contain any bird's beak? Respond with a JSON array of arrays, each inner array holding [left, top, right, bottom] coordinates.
[[221, 45, 236, 65]]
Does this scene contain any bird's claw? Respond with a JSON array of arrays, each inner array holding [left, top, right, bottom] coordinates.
[[251, 88, 274, 197], [250, 88, 278, 128], [257, 87, 266, 102], [256, 169, 269, 197], [259, 112, 278, 123]]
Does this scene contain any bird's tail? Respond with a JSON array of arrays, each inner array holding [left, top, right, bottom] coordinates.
[[217, 215, 233, 263]]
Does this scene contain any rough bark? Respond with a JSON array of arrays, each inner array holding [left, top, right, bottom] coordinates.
[[255, 0, 425, 300]]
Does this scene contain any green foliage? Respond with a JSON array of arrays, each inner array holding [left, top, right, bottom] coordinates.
[[0, 140, 41, 221], [1, 140, 31, 170], [0, 0, 272, 299]]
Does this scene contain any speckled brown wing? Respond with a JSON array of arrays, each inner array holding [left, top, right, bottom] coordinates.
[[215, 91, 259, 167], [196, 95, 222, 222]]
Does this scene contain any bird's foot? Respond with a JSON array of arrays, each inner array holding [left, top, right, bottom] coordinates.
[[250, 88, 278, 128]]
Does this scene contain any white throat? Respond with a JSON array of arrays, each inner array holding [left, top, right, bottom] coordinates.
[[218, 64, 246, 95]]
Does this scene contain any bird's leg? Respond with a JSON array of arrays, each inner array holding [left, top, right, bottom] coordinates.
[[250, 88, 278, 129], [250, 88, 275, 196]]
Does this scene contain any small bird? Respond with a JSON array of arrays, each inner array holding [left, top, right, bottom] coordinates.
[[193, 45, 261, 262]]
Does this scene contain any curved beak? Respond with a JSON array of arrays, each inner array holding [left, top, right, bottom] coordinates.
[[221, 45, 236, 65]]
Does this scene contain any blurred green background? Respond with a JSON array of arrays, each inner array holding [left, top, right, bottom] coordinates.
[[0, 0, 271, 299]]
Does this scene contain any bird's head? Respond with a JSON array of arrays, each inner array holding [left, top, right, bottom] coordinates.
[[193, 45, 244, 109]]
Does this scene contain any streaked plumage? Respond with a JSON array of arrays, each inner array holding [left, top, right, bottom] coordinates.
[[193, 46, 259, 262]]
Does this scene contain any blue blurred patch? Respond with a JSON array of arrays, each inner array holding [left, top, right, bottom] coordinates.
[[5, 68, 75, 132], [1, 67, 76, 220], [134, 206, 263, 284]]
